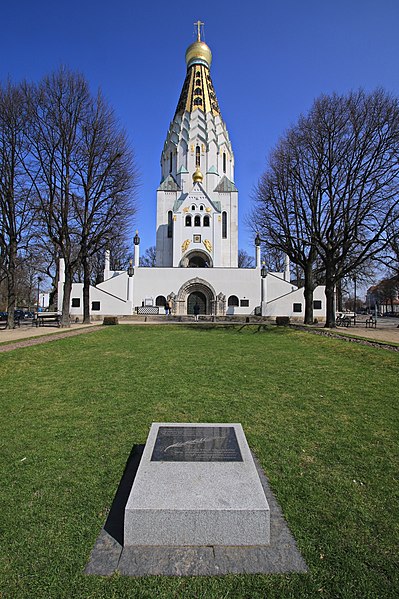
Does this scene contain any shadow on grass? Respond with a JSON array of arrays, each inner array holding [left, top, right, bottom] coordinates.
[[177, 323, 274, 334], [104, 444, 145, 545]]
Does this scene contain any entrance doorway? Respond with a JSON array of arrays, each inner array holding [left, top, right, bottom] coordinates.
[[187, 291, 207, 315]]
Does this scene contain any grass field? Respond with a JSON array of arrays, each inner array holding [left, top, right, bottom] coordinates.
[[0, 324, 398, 598]]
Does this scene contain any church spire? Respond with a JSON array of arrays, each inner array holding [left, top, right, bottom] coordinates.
[[174, 24, 220, 117]]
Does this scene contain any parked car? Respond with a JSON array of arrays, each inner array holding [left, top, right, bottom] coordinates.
[[0, 311, 7, 321]]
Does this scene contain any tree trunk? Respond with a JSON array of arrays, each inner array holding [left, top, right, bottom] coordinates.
[[82, 255, 91, 324], [61, 268, 72, 327], [6, 239, 17, 329], [324, 281, 336, 328], [336, 279, 343, 312], [303, 263, 315, 324]]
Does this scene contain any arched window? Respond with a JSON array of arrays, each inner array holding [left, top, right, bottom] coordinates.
[[194, 88, 202, 96], [191, 204, 196, 211], [196, 79, 201, 86], [156, 295, 166, 307], [196, 71, 201, 77], [228, 295, 239, 307], [200, 205, 204, 211], [203, 215, 210, 226], [222, 211, 227, 238], [185, 214, 192, 226], [194, 98, 202, 106], [223, 152, 226, 173], [194, 215, 201, 227], [169, 152, 172, 173], [167, 210, 173, 238], [196, 145, 200, 167]]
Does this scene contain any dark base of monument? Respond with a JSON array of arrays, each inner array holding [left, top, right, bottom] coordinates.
[[85, 445, 307, 577]]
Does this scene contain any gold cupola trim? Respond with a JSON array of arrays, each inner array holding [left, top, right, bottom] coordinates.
[[193, 167, 204, 183]]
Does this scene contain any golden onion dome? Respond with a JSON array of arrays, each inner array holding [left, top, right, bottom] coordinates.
[[185, 40, 212, 68], [193, 167, 204, 183]]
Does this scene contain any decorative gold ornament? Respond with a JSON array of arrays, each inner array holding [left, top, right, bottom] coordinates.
[[205, 207, 211, 213], [218, 216, 221, 222], [203, 239, 212, 252], [183, 207, 189, 213], [182, 239, 190, 252], [173, 215, 177, 221], [193, 167, 204, 183]]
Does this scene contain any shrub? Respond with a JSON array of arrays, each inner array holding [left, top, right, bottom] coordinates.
[[103, 316, 119, 325], [276, 316, 290, 326]]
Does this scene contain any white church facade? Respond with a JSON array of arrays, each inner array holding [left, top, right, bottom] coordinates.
[[59, 27, 326, 321]]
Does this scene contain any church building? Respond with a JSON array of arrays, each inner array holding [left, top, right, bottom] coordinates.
[[60, 25, 326, 320]]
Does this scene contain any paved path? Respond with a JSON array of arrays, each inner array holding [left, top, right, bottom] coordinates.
[[0, 318, 398, 353]]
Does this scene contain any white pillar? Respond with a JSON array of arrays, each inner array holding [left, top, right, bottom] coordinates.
[[256, 245, 261, 269], [261, 275, 267, 316], [284, 254, 290, 282], [57, 258, 65, 313], [104, 249, 110, 281]]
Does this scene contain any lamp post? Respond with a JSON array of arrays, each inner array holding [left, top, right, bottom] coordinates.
[[353, 275, 357, 326], [260, 262, 267, 316], [37, 276, 42, 314]]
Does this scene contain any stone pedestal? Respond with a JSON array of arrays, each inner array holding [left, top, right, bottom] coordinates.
[[124, 423, 270, 546]]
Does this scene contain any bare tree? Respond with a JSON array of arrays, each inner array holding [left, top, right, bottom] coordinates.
[[25, 68, 137, 325], [0, 81, 34, 328], [254, 129, 320, 324], [73, 91, 137, 323], [238, 249, 254, 268], [255, 89, 399, 327], [308, 90, 399, 326], [139, 246, 156, 267]]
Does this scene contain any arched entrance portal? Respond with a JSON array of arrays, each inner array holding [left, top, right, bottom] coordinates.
[[176, 277, 218, 316], [187, 291, 207, 315]]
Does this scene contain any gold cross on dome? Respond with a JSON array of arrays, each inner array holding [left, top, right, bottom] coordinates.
[[194, 20, 204, 41]]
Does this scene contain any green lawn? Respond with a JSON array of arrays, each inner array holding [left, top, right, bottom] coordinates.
[[0, 325, 398, 598]]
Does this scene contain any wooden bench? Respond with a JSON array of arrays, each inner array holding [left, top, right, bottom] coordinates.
[[36, 312, 61, 327], [365, 316, 377, 329]]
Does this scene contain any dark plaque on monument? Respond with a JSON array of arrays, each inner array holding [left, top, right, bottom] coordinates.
[[151, 426, 243, 462]]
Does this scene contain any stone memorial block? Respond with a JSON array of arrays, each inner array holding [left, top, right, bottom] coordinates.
[[124, 423, 270, 546]]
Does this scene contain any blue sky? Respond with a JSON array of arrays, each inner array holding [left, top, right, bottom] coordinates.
[[1, 0, 399, 259]]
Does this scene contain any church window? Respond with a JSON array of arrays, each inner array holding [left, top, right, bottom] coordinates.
[[223, 152, 226, 173], [313, 300, 322, 310], [203, 215, 210, 226], [185, 214, 192, 226], [169, 152, 172, 173], [196, 145, 200, 167], [156, 295, 166, 307], [194, 215, 201, 227], [194, 98, 203, 106], [222, 211, 227, 238], [293, 303, 302, 312], [194, 87, 202, 95], [92, 301, 101, 311], [167, 210, 173, 237], [191, 204, 196, 211], [71, 298, 80, 307], [200, 205, 204, 211], [228, 295, 239, 307], [196, 71, 201, 77], [240, 299, 250, 307], [196, 79, 201, 86]]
